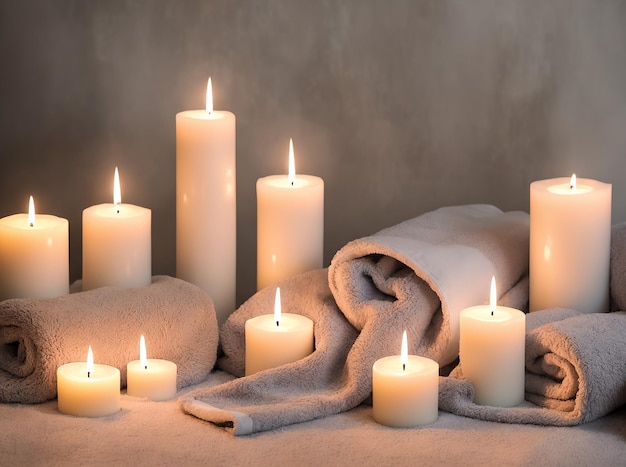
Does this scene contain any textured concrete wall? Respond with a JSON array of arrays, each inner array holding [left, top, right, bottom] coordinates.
[[1, 1, 625, 306]]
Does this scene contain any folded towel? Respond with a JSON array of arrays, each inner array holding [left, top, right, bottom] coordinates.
[[610, 222, 626, 311], [181, 205, 530, 435], [0, 275, 218, 403], [440, 308, 626, 425], [328, 204, 530, 365]]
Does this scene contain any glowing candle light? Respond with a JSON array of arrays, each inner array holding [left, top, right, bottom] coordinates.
[[57, 346, 121, 417], [245, 286, 315, 375], [126, 335, 177, 401], [0, 195, 69, 300], [256, 138, 324, 290], [176, 77, 236, 325], [459, 276, 526, 407], [372, 330, 439, 427], [530, 174, 611, 313], [82, 167, 152, 290]]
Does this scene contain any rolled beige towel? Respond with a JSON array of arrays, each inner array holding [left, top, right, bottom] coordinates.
[[0, 275, 219, 403]]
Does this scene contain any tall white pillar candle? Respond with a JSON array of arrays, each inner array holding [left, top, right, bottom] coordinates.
[[0, 196, 69, 300], [256, 139, 324, 290], [82, 168, 151, 290], [530, 175, 611, 313], [126, 335, 177, 401], [57, 346, 121, 418], [372, 330, 439, 428], [245, 287, 314, 375], [176, 78, 236, 325], [459, 277, 526, 407]]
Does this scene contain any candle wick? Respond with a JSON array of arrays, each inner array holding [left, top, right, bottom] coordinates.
[[291, 181, 294, 187], [402, 363, 406, 372], [144, 365, 148, 370], [29, 222, 34, 227], [87, 371, 91, 378], [276, 320, 280, 327], [491, 310, 494, 316]]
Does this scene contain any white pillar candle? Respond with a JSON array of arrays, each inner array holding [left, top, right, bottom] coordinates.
[[126, 335, 177, 401], [256, 138, 324, 290], [0, 196, 69, 300], [372, 330, 439, 428], [459, 277, 526, 407], [176, 78, 236, 325], [530, 174, 612, 313], [57, 346, 121, 418], [245, 287, 314, 375], [82, 167, 151, 291]]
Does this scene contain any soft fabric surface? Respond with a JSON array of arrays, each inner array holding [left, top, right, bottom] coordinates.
[[0, 275, 218, 403], [2, 371, 626, 466], [441, 308, 626, 425], [181, 205, 530, 435], [328, 204, 530, 364]]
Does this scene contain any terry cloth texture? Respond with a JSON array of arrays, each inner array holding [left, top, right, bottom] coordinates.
[[441, 308, 626, 425], [181, 205, 530, 435], [0, 275, 218, 403]]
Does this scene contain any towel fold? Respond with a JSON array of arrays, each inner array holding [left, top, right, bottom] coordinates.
[[440, 308, 626, 425], [328, 204, 530, 365], [181, 205, 530, 435], [0, 275, 218, 403]]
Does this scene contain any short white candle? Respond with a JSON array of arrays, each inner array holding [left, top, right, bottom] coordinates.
[[530, 174, 611, 313], [372, 330, 439, 428], [176, 78, 236, 325], [127, 335, 177, 401], [245, 287, 314, 375], [82, 167, 152, 290], [459, 277, 526, 407], [57, 346, 121, 417], [0, 196, 69, 300], [256, 138, 324, 290]]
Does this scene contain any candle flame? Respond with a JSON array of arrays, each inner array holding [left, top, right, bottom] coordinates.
[[206, 77, 213, 114], [288, 138, 296, 185], [86, 346, 94, 378], [489, 276, 497, 316], [570, 174, 576, 190], [28, 196, 35, 227], [139, 335, 148, 369], [113, 167, 122, 207], [400, 330, 408, 371], [274, 287, 281, 327]]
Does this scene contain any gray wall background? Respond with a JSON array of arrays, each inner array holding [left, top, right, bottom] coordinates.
[[1, 1, 625, 307]]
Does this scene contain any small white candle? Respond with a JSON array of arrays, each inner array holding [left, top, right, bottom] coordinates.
[[57, 346, 121, 417], [372, 330, 439, 428], [245, 287, 314, 375], [530, 174, 612, 313], [256, 138, 324, 290], [459, 277, 526, 407], [176, 78, 236, 325], [126, 335, 177, 401], [82, 167, 152, 291], [0, 196, 69, 300]]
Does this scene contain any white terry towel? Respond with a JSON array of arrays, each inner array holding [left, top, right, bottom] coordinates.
[[440, 308, 626, 425], [328, 204, 530, 365], [181, 205, 530, 435], [0, 275, 219, 403]]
